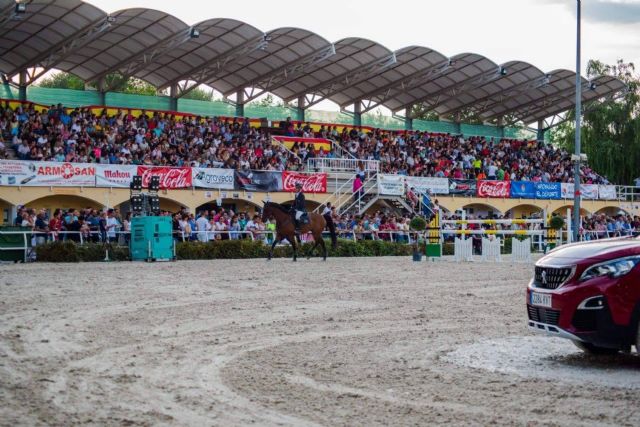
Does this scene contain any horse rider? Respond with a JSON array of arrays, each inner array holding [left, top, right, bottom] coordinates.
[[292, 182, 307, 231]]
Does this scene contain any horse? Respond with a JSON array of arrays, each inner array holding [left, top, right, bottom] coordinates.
[[262, 201, 337, 262]]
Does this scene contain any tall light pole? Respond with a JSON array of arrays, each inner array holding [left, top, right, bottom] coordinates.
[[573, 0, 582, 242]]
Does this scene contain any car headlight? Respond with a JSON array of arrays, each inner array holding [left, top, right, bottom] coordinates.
[[580, 256, 640, 281]]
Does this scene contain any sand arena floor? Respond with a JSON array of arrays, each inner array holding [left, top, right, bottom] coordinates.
[[1, 257, 639, 426]]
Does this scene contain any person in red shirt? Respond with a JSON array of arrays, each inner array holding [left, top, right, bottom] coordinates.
[[48, 208, 63, 241]]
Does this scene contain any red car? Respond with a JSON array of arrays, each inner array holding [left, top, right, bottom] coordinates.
[[527, 236, 640, 354]]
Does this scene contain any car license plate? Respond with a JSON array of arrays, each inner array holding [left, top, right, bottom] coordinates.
[[531, 292, 552, 308]]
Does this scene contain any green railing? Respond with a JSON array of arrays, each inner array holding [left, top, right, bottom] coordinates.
[[3, 85, 536, 139]]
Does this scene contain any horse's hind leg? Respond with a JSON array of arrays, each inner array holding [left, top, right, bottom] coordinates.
[[306, 240, 319, 260], [290, 234, 298, 262], [319, 235, 327, 261]]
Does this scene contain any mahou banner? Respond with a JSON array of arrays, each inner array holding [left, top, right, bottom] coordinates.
[[95, 164, 137, 188], [136, 166, 192, 189], [282, 171, 327, 193], [477, 180, 511, 198]]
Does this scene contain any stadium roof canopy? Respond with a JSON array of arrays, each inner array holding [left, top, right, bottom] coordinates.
[[0, 0, 627, 127]]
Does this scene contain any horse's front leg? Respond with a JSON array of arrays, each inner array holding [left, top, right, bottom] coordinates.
[[268, 235, 280, 261]]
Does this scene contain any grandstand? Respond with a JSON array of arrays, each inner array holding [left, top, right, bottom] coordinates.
[[0, 0, 637, 226]]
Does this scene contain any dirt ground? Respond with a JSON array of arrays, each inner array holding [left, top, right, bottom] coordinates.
[[1, 257, 639, 426]]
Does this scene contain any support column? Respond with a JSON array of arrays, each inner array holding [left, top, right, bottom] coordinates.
[[496, 116, 505, 138], [169, 84, 178, 112], [353, 100, 362, 127], [97, 78, 106, 106], [297, 95, 305, 122], [9, 204, 18, 226], [235, 90, 245, 118], [537, 120, 545, 143], [404, 106, 413, 131], [18, 71, 27, 101], [452, 112, 462, 134]]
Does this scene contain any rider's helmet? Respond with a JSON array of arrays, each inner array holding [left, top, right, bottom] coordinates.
[[295, 182, 303, 190]]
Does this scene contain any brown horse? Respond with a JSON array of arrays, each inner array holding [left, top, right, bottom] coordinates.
[[262, 202, 337, 261]]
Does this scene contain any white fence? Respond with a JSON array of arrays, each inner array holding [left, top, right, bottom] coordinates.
[[512, 238, 533, 262], [454, 237, 473, 262], [481, 237, 502, 262], [306, 158, 379, 173]]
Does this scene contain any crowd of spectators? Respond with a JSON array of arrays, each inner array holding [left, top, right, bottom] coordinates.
[[0, 103, 306, 171], [170, 208, 276, 242], [0, 102, 611, 185], [9, 200, 640, 249], [13, 205, 128, 244], [320, 126, 609, 184], [581, 213, 640, 239]]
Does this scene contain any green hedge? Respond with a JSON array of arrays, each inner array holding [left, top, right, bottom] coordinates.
[[34, 239, 414, 262]]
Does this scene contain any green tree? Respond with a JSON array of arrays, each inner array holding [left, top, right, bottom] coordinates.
[[38, 72, 85, 90], [182, 87, 214, 102], [250, 93, 284, 107], [410, 103, 439, 121], [37, 72, 158, 96], [551, 59, 640, 185]]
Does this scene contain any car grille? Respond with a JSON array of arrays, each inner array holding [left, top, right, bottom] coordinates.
[[528, 305, 561, 326], [533, 266, 573, 289], [572, 310, 597, 331]]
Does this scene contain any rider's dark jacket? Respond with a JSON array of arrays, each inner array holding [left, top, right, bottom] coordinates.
[[293, 191, 306, 211]]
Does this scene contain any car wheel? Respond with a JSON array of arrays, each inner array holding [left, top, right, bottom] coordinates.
[[572, 340, 619, 355]]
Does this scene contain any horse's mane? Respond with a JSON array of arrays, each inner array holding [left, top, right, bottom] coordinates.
[[263, 201, 290, 214]]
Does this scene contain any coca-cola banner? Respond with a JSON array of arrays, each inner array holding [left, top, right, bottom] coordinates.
[[282, 171, 327, 193], [137, 166, 192, 189], [448, 179, 477, 196], [477, 180, 511, 198], [0, 160, 95, 186], [192, 167, 234, 190], [234, 170, 282, 192], [95, 164, 137, 188], [560, 183, 599, 199], [378, 174, 405, 196]]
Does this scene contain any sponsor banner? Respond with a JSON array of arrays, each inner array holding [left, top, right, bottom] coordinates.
[[95, 164, 137, 188], [448, 179, 477, 196], [234, 170, 282, 192], [477, 180, 511, 198], [0, 160, 95, 186], [192, 168, 235, 190], [510, 181, 536, 199], [282, 171, 327, 193], [405, 176, 450, 195], [561, 183, 599, 199], [378, 174, 405, 196], [534, 182, 561, 200], [272, 136, 332, 153], [598, 185, 617, 200], [136, 166, 192, 189]]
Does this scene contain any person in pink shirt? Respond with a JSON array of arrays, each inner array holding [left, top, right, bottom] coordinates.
[[353, 174, 363, 203]]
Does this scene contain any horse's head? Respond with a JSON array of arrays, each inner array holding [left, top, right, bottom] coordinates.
[[261, 201, 272, 223]]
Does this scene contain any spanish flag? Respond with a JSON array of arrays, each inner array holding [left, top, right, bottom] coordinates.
[[272, 136, 333, 154]]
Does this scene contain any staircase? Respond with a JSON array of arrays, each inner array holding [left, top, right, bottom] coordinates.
[[328, 138, 356, 161], [314, 172, 379, 215]]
